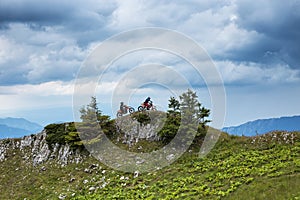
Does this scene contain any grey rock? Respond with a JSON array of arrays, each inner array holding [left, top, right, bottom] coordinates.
[[58, 193, 66, 200], [136, 157, 145, 165], [134, 170, 139, 178], [115, 113, 163, 146], [40, 166, 46, 171], [20, 136, 34, 149], [0, 145, 6, 161], [166, 154, 175, 161]]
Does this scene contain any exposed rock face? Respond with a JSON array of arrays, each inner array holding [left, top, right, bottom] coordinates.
[[115, 112, 164, 146], [0, 142, 7, 161], [0, 129, 85, 165]]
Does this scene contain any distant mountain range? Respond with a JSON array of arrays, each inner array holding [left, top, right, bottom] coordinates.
[[0, 117, 43, 139], [222, 115, 300, 136]]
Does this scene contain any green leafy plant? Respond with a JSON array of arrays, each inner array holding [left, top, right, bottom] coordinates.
[[131, 112, 151, 125]]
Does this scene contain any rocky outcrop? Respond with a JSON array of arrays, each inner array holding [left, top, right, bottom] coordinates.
[[0, 129, 85, 166], [115, 112, 165, 147]]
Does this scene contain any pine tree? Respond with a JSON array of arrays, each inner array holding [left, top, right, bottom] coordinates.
[[80, 96, 101, 123], [198, 106, 211, 124], [178, 89, 199, 145], [179, 89, 199, 122], [77, 96, 106, 142], [179, 89, 212, 142], [168, 96, 181, 114], [158, 96, 181, 143]]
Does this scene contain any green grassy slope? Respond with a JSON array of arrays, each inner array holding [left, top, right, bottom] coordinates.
[[0, 131, 299, 200]]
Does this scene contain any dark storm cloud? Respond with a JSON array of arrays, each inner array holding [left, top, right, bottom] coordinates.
[[0, 0, 118, 86], [224, 35, 281, 63], [0, 0, 116, 44], [0, 66, 28, 86], [234, 0, 300, 69], [0, 0, 75, 24]]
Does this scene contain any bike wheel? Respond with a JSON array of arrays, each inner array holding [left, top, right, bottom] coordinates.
[[117, 112, 122, 118], [129, 107, 135, 113], [138, 106, 144, 112]]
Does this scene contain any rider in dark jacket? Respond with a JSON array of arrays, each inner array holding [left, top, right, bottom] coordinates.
[[144, 97, 151, 110]]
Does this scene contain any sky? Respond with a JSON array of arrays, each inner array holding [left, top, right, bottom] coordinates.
[[0, 0, 300, 127]]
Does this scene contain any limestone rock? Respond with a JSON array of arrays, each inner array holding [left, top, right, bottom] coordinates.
[[0, 123, 86, 166], [115, 112, 164, 146]]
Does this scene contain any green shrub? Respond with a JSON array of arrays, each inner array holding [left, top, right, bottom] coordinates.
[[131, 112, 151, 125], [45, 123, 67, 147], [45, 122, 85, 150]]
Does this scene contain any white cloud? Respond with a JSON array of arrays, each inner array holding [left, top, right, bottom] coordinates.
[[0, 23, 89, 84], [26, 43, 85, 83], [216, 61, 300, 85], [0, 34, 31, 66], [0, 81, 75, 121], [0, 81, 74, 96], [0, 36, 17, 64]]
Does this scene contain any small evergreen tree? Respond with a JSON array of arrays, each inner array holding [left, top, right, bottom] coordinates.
[[197, 106, 211, 125], [77, 96, 115, 142], [168, 97, 180, 114], [158, 96, 181, 143], [178, 89, 199, 143], [179, 89, 199, 122], [80, 96, 101, 123]]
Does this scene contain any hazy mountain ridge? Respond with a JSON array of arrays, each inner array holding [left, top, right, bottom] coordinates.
[[0, 117, 43, 139], [222, 115, 300, 136], [0, 124, 32, 139]]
